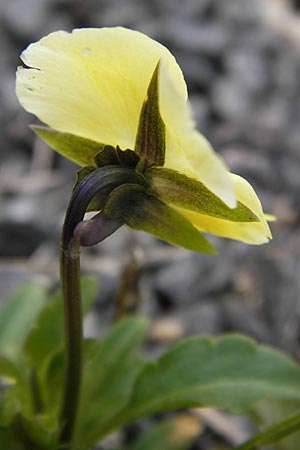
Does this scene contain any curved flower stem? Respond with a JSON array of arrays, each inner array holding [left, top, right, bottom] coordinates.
[[59, 237, 82, 447], [235, 409, 300, 450], [58, 166, 137, 449]]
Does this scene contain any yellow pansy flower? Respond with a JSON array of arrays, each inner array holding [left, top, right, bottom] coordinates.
[[16, 27, 271, 251]]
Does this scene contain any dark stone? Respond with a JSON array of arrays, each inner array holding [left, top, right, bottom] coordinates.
[[0, 221, 45, 257]]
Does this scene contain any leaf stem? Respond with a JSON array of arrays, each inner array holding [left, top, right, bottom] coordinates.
[[235, 409, 300, 450]]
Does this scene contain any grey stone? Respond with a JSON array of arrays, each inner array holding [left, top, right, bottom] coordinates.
[[172, 301, 223, 336], [153, 253, 232, 308]]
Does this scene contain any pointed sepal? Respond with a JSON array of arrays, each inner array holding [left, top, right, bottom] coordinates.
[[146, 167, 258, 222], [103, 184, 216, 254], [134, 61, 166, 168], [31, 125, 104, 166]]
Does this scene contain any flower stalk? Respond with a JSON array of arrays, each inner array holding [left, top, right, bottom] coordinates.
[[58, 166, 138, 448], [59, 235, 81, 447]]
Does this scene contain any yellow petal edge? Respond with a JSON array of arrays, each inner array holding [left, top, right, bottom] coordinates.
[[178, 174, 272, 244]]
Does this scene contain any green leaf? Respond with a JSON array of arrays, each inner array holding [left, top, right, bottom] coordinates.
[[75, 317, 149, 447], [146, 167, 258, 222], [0, 283, 48, 361], [17, 414, 59, 449], [134, 61, 165, 167], [103, 184, 216, 254], [31, 126, 104, 167], [0, 428, 23, 450], [38, 338, 99, 418], [0, 381, 17, 427], [0, 357, 32, 424], [0, 355, 21, 382], [24, 277, 97, 367], [131, 416, 199, 450], [235, 408, 300, 450], [0, 356, 30, 427], [115, 335, 300, 426], [253, 399, 300, 450]]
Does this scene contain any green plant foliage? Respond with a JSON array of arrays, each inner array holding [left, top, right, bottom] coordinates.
[[2, 282, 300, 450], [24, 277, 97, 368], [0, 284, 48, 361], [75, 317, 149, 447], [112, 334, 300, 428], [72, 321, 300, 447], [0, 428, 24, 450], [17, 414, 59, 449], [0, 355, 22, 382], [40, 338, 99, 417], [0, 278, 98, 450], [0, 381, 17, 427], [0, 355, 28, 426], [253, 399, 300, 450], [130, 416, 198, 450]]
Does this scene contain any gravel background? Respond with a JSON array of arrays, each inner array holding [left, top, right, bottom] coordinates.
[[1, 0, 300, 448]]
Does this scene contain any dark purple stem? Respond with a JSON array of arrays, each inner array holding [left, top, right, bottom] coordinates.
[[58, 166, 134, 448]]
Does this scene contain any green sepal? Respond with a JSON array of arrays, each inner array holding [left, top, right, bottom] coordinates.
[[94, 145, 139, 169], [134, 61, 166, 167], [146, 167, 258, 222], [31, 126, 104, 167], [103, 184, 216, 254]]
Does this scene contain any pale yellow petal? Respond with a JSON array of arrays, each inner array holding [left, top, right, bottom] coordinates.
[[164, 131, 236, 208], [16, 27, 183, 150], [16, 27, 235, 205], [264, 214, 276, 222], [177, 174, 272, 244], [159, 57, 235, 207]]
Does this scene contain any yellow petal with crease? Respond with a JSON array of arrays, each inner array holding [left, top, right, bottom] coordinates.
[[159, 57, 235, 207], [16, 27, 234, 206], [177, 174, 272, 244]]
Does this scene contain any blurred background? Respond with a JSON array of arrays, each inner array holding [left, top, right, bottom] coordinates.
[[1, 0, 300, 447]]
